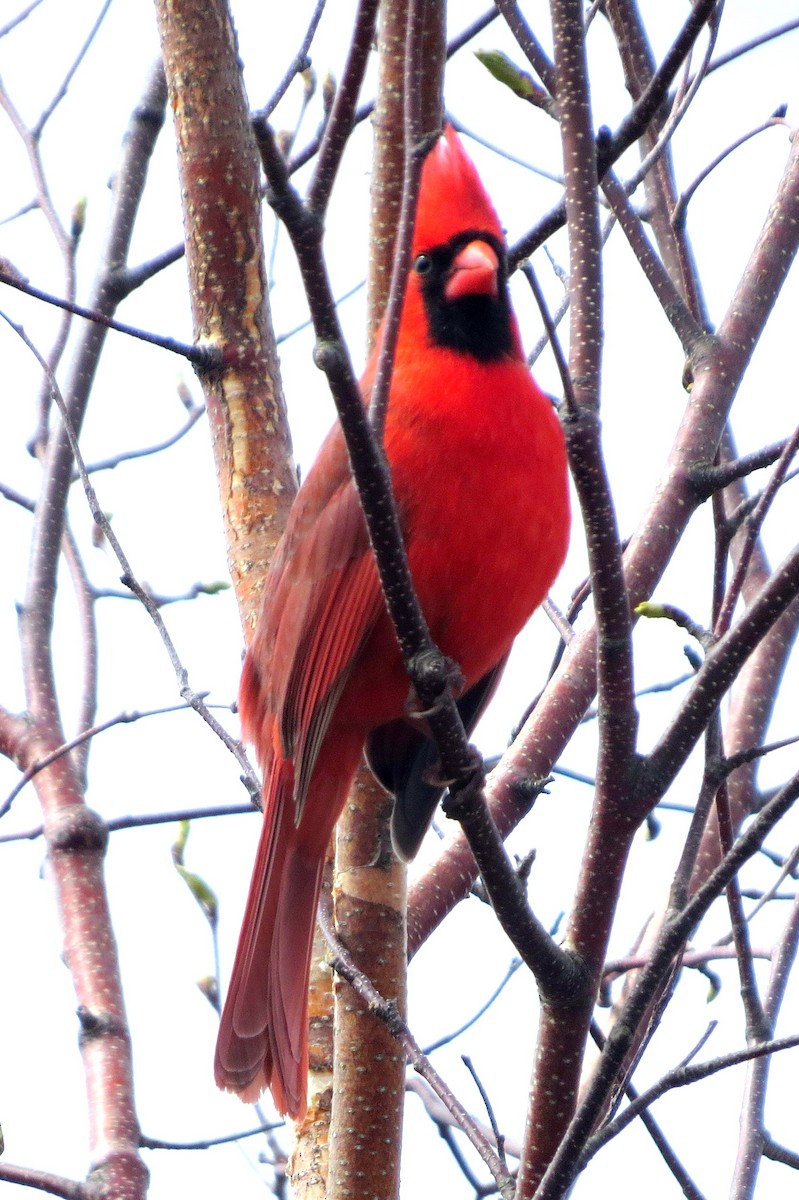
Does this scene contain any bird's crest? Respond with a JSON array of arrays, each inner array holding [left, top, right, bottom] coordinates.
[[413, 125, 505, 255]]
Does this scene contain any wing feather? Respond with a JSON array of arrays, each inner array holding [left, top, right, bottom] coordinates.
[[241, 428, 387, 822]]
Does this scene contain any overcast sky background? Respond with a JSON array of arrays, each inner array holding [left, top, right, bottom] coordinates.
[[1, 2, 799, 1197]]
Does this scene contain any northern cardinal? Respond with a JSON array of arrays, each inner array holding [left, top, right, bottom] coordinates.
[[215, 126, 570, 1117]]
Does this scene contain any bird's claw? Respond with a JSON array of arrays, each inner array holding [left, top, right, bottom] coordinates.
[[423, 743, 484, 792], [404, 651, 465, 720]]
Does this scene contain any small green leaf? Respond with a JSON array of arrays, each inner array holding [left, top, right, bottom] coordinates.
[[475, 50, 550, 108], [176, 863, 219, 929], [635, 601, 668, 619]]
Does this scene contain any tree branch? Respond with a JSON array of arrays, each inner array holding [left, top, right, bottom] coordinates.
[[155, 0, 297, 633], [409, 98, 799, 955]]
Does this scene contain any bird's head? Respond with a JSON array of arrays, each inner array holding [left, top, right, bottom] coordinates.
[[408, 125, 516, 362]]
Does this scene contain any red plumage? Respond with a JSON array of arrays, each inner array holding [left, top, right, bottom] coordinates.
[[214, 126, 570, 1118]]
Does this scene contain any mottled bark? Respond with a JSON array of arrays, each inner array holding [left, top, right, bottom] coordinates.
[[329, 768, 407, 1200], [155, 0, 296, 636]]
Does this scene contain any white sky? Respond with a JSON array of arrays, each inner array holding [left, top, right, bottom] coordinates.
[[1, 2, 799, 1198]]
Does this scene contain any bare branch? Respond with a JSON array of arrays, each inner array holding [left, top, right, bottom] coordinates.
[[0, 0, 45, 38], [3, 315, 258, 789], [536, 765, 799, 1197], [409, 94, 799, 954], [732, 890, 799, 1195], [259, 0, 327, 120], [582, 1032, 799, 1168], [318, 902, 516, 1199], [33, 0, 114, 136], [0, 269, 209, 364], [0, 1162, 86, 1199], [305, 0, 380, 217], [156, 0, 297, 632], [509, 0, 719, 268], [81, 403, 205, 475]]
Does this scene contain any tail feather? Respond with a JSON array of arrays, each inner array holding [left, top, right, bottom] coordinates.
[[267, 850, 325, 1116], [214, 844, 322, 1114], [215, 757, 321, 1116], [215, 732, 364, 1118]]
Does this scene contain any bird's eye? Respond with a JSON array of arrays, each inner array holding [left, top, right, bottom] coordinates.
[[414, 254, 432, 275]]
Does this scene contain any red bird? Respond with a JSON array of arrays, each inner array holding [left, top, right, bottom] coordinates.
[[215, 126, 570, 1117]]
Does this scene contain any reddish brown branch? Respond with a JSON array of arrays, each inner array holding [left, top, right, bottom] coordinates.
[[0, 1162, 86, 1199], [306, 0, 380, 217], [155, 0, 297, 635], [537, 763, 799, 1196], [318, 901, 515, 1199], [4, 64, 173, 1200]]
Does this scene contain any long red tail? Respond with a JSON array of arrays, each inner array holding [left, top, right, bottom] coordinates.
[[214, 734, 363, 1117]]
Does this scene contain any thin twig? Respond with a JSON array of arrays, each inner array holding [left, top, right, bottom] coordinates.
[[0, 803, 255, 846], [81, 404, 205, 475], [0, 315, 256, 789], [318, 903, 516, 1198], [715, 424, 799, 636], [703, 18, 799, 80], [0, 0, 45, 38], [732, 887, 799, 1193], [672, 111, 788, 229], [764, 1139, 799, 1171], [422, 959, 522, 1055], [0, 702, 243, 819], [140, 1122, 282, 1150], [259, 0, 327, 120], [536, 766, 799, 1197], [114, 243, 185, 295], [0, 270, 211, 365], [581, 1032, 799, 1166], [34, 0, 114, 136], [520, 261, 575, 414], [585, 1020, 709, 1200]]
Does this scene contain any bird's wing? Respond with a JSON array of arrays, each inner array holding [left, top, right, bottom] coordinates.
[[239, 428, 387, 819], [366, 654, 509, 860]]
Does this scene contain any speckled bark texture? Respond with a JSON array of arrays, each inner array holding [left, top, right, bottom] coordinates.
[[155, 0, 296, 637]]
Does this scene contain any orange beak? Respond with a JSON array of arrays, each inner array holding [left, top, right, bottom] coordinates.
[[444, 239, 500, 300]]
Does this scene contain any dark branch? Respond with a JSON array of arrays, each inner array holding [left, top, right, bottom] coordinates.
[[0, 270, 212, 366], [509, 0, 718, 268]]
